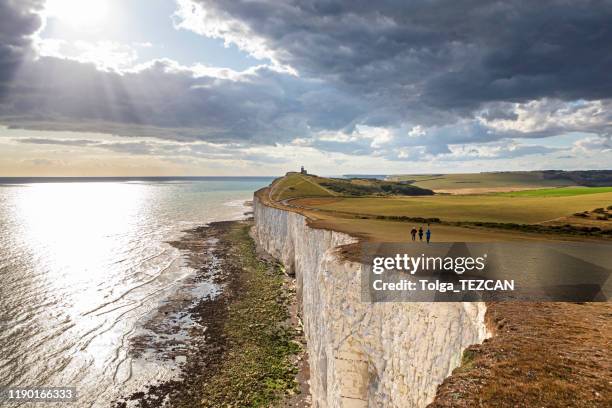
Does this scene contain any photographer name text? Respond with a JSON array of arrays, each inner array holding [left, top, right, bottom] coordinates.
[[372, 279, 515, 292]]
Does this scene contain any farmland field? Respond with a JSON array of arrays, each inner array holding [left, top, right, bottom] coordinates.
[[388, 172, 576, 192], [498, 186, 612, 197], [291, 191, 612, 224]]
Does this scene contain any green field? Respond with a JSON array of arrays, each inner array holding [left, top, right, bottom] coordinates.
[[498, 186, 612, 197], [388, 172, 577, 191], [262, 173, 612, 240], [293, 191, 612, 224]]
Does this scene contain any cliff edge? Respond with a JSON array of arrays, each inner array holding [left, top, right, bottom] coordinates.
[[252, 186, 489, 408]]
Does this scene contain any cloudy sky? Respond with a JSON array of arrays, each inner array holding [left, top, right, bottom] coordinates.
[[0, 0, 611, 176]]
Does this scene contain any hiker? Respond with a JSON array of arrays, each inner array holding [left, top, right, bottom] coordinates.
[[426, 226, 431, 243], [410, 227, 417, 241], [418, 226, 424, 241]]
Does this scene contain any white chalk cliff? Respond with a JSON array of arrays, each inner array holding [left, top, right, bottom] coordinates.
[[253, 195, 489, 408]]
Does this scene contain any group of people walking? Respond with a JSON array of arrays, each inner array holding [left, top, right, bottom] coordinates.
[[410, 225, 431, 243]]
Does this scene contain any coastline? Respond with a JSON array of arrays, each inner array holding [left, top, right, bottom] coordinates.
[[113, 220, 305, 407], [252, 180, 612, 407]]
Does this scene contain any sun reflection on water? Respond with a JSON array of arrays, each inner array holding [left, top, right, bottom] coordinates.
[[0, 178, 269, 406], [14, 183, 148, 314]]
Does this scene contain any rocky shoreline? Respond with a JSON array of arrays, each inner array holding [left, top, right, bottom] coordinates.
[[113, 220, 306, 407]]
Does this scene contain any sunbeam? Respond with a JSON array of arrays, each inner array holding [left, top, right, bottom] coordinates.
[[45, 0, 110, 29]]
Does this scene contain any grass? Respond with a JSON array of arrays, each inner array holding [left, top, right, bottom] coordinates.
[[388, 171, 576, 191], [498, 186, 612, 197], [257, 174, 612, 242], [307, 215, 587, 244], [198, 223, 301, 407], [292, 191, 612, 224], [318, 178, 432, 196], [429, 302, 612, 408], [269, 173, 337, 201]]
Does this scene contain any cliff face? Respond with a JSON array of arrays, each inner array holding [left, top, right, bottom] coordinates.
[[253, 196, 489, 408]]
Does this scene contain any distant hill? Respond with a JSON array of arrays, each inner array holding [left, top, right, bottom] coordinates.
[[387, 170, 612, 192], [342, 174, 387, 179], [541, 170, 612, 187], [268, 172, 433, 201]]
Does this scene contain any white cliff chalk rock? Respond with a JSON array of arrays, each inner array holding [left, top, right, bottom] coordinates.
[[253, 196, 489, 408]]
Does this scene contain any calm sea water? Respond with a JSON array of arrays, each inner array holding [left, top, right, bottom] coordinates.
[[0, 177, 273, 407]]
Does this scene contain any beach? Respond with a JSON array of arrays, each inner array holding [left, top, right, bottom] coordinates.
[[113, 220, 306, 407], [0, 178, 276, 407]]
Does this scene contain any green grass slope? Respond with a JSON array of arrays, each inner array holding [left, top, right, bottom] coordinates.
[[269, 173, 336, 201], [269, 173, 433, 201]]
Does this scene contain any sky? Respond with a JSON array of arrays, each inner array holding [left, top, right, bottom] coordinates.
[[0, 0, 611, 176]]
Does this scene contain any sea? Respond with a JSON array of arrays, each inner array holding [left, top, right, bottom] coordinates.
[[0, 177, 273, 407]]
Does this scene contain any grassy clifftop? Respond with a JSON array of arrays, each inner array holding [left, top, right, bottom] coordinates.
[[254, 172, 612, 408], [258, 172, 612, 242], [268, 172, 433, 201]]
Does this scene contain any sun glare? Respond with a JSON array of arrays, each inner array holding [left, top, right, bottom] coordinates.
[[45, 0, 110, 28]]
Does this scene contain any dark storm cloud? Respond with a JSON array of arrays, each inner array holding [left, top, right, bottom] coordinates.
[[1, 0, 612, 163], [0, 0, 370, 145], [0, 0, 43, 86], [193, 0, 612, 110], [0, 57, 368, 144]]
